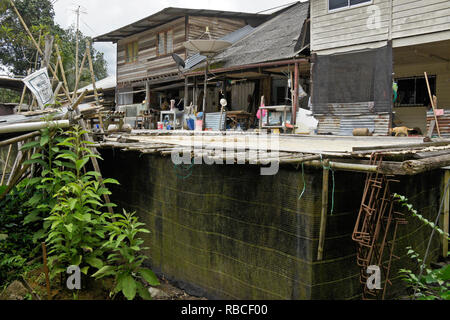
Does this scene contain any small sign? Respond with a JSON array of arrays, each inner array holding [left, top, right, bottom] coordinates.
[[22, 68, 54, 109]]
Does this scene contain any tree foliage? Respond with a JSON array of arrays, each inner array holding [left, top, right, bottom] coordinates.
[[0, 0, 107, 90]]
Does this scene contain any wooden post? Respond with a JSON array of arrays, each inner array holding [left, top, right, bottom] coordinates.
[[41, 242, 51, 300], [184, 76, 188, 109], [317, 159, 330, 261], [293, 62, 299, 126], [424, 72, 441, 138], [203, 60, 208, 113], [444, 170, 449, 258], [146, 81, 151, 111], [43, 35, 54, 68]]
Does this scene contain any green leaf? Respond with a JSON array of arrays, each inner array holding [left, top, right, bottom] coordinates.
[[86, 256, 103, 269], [40, 135, 49, 147], [139, 268, 160, 286], [68, 198, 77, 211], [136, 282, 152, 300], [92, 265, 116, 278], [21, 140, 40, 150], [76, 158, 90, 172], [0, 234, 8, 241], [103, 178, 120, 185], [120, 274, 137, 300], [65, 223, 74, 233], [71, 255, 82, 266], [81, 266, 90, 275]]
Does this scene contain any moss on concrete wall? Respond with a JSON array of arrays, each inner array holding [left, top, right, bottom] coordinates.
[[100, 149, 441, 300]]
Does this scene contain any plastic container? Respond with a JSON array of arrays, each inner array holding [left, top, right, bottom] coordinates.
[[195, 120, 203, 131], [157, 122, 163, 130], [187, 118, 195, 130]]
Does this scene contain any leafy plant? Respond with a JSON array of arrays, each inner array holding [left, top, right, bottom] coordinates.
[[93, 210, 160, 300], [394, 194, 450, 300], [394, 194, 449, 239], [399, 247, 450, 300], [44, 126, 118, 278]]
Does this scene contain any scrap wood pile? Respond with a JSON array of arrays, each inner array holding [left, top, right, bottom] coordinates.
[[0, 1, 113, 206]]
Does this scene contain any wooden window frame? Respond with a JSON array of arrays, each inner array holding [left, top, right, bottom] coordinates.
[[157, 28, 174, 57], [328, 0, 373, 13], [125, 40, 139, 64], [395, 75, 437, 107]]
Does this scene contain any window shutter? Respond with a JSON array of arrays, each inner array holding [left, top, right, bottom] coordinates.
[[158, 32, 165, 55], [167, 30, 173, 54]]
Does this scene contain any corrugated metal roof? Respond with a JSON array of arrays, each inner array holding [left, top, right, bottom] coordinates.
[[78, 75, 116, 93], [94, 7, 267, 43], [211, 2, 309, 68], [0, 76, 24, 91], [317, 114, 390, 136], [184, 25, 255, 70]]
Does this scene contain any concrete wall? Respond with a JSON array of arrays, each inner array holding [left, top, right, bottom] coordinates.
[[100, 149, 441, 300]]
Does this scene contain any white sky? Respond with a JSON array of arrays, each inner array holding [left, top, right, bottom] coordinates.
[[53, 0, 302, 76]]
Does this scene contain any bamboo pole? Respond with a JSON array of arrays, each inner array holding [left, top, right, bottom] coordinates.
[[8, 0, 72, 102], [317, 160, 330, 261], [444, 170, 449, 258], [86, 40, 100, 107], [55, 43, 72, 103], [71, 47, 88, 101], [71, 90, 114, 215], [425, 72, 441, 138], [18, 69, 30, 113], [86, 40, 104, 130], [0, 131, 40, 148], [6, 142, 24, 186], [1, 145, 13, 185]]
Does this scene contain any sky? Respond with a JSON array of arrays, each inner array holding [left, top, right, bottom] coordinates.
[[53, 0, 302, 77]]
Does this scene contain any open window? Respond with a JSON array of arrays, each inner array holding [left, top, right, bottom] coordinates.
[[395, 76, 436, 107], [328, 0, 372, 11]]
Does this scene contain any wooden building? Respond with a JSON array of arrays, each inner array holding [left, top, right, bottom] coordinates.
[[309, 0, 450, 136], [94, 8, 268, 109]]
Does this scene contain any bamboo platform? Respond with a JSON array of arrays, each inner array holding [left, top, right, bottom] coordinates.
[[93, 130, 450, 176]]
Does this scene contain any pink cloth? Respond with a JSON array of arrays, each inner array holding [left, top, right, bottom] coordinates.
[[257, 108, 267, 120]]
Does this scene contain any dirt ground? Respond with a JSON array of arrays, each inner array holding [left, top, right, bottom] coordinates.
[[1, 266, 207, 301]]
